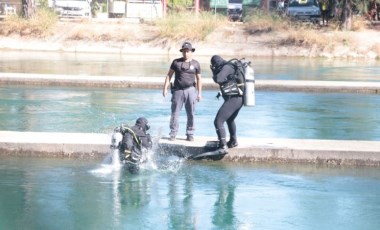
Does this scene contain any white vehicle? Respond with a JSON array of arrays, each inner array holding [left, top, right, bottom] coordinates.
[[53, 0, 92, 18], [227, 0, 243, 22], [286, 0, 321, 23]]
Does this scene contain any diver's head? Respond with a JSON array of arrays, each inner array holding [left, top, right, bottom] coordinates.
[[135, 117, 150, 131], [210, 55, 225, 74]]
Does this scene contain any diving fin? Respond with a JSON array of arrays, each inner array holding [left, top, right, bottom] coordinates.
[[189, 149, 228, 160]]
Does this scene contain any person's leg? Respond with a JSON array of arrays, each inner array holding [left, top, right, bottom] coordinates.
[[322, 11, 326, 25], [184, 87, 197, 138], [226, 97, 243, 148], [214, 98, 240, 148], [169, 90, 184, 139], [214, 103, 228, 147]]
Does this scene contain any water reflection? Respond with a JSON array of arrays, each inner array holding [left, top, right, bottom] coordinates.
[[2, 157, 380, 229]]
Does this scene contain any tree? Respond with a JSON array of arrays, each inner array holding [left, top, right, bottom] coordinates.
[[22, 0, 36, 18], [339, 0, 353, 30]]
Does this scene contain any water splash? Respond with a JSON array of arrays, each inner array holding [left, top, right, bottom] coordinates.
[[111, 149, 122, 169], [90, 149, 122, 175], [91, 135, 185, 175]]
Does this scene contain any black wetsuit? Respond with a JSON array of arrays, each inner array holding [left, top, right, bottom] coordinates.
[[212, 60, 243, 147], [120, 117, 152, 173], [131, 117, 152, 150]]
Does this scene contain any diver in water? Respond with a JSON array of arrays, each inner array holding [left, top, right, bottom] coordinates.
[[210, 55, 244, 152], [111, 117, 152, 173]]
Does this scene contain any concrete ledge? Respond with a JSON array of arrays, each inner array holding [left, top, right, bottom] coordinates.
[[1, 73, 380, 93], [0, 131, 110, 159], [1, 131, 380, 166]]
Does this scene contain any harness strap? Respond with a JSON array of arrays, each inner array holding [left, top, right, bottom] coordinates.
[[123, 127, 141, 146]]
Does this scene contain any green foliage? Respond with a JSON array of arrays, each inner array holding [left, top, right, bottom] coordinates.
[[167, 0, 194, 11], [91, 1, 101, 16], [38, 0, 50, 9]]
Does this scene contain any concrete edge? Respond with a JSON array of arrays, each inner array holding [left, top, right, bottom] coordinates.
[[1, 131, 380, 166], [1, 73, 380, 93]]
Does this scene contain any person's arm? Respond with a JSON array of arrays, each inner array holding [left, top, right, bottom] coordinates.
[[196, 73, 202, 102], [163, 69, 174, 97]]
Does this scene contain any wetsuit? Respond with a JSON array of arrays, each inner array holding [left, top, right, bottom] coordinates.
[[169, 57, 201, 138], [120, 117, 152, 172], [131, 117, 152, 150], [211, 55, 243, 148]]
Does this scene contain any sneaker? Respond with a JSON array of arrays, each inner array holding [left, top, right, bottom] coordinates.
[[186, 135, 194, 141], [169, 136, 176, 141], [227, 140, 238, 148]]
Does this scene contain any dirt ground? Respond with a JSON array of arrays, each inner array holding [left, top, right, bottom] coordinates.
[[1, 18, 380, 59]]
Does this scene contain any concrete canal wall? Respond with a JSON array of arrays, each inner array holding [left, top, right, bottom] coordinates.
[[1, 72, 380, 93], [1, 131, 380, 166]]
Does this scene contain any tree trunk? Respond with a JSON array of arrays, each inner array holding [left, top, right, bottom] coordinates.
[[22, 0, 35, 19], [339, 0, 353, 30], [261, 0, 269, 11]]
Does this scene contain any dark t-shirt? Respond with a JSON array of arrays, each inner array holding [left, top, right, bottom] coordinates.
[[170, 58, 201, 89]]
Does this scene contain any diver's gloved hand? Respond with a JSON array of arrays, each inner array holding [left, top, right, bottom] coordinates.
[[216, 92, 221, 100]]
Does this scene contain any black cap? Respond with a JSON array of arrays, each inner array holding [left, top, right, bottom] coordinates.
[[180, 42, 195, 52]]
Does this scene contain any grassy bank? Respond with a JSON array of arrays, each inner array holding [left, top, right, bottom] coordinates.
[[0, 8, 379, 58], [0, 9, 57, 37]]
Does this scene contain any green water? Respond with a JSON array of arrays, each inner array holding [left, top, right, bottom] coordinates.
[[1, 51, 380, 81], [0, 156, 379, 230], [1, 86, 380, 140], [1, 52, 380, 229]]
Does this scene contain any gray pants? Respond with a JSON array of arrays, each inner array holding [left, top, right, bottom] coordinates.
[[169, 86, 197, 137]]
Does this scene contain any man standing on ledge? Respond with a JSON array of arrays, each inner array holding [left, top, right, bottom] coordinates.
[[162, 42, 202, 141]]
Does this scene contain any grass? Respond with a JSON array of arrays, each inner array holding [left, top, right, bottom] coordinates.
[[0, 8, 57, 37], [0, 8, 377, 57], [67, 24, 133, 42], [153, 11, 229, 41], [242, 9, 366, 53], [244, 8, 290, 34]]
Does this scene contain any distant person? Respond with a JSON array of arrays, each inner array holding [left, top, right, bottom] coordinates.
[[369, 0, 378, 21], [210, 55, 244, 151], [320, 0, 330, 26], [162, 42, 202, 142]]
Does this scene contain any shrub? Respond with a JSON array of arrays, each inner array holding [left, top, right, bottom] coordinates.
[[0, 8, 58, 37], [154, 11, 228, 41]]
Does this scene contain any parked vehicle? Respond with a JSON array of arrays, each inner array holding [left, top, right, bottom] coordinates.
[[286, 0, 321, 23], [53, 0, 92, 18], [227, 0, 243, 22]]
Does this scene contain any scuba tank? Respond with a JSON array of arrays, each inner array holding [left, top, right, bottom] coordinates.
[[243, 62, 255, 106], [111, 126, 123, 149]]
